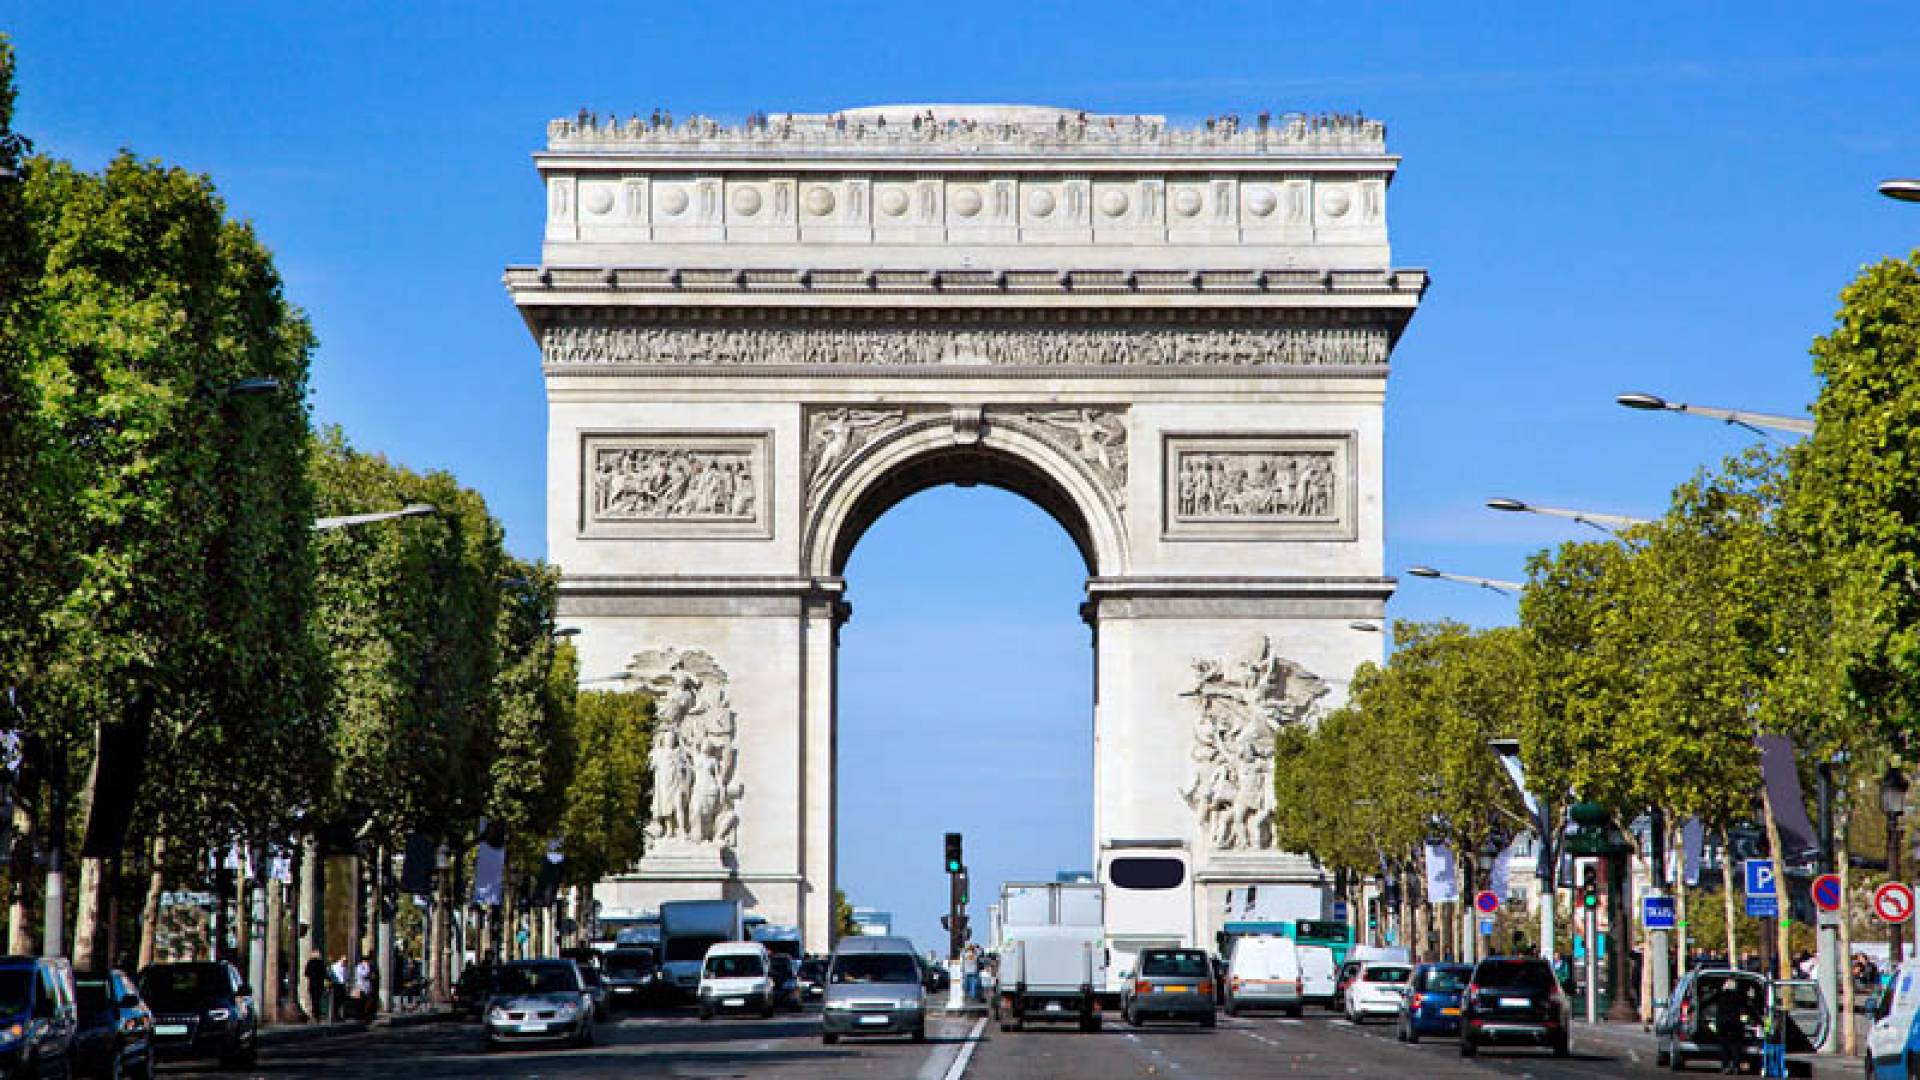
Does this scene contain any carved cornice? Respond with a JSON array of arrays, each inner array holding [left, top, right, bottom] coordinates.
[[509, 265, 1428, 299], [546, 106, 1386, 158]]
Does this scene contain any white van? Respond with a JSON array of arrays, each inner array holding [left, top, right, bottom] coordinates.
[[1225, 935, 1304, 1017], [697, 941, 773, 1020], [1297, 943, 1338, 1006]]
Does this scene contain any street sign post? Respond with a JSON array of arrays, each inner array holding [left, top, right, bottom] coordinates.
[[1744, 859, 1779, 918], [1478, 917, 1495, 936], [1332, 900, 1350, 924], [1643, 896, 1676, 931], [1875, 882, 1915, 925], [1811, 873, 1843, 914]]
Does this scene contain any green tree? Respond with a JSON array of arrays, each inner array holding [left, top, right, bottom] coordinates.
[[10, 142, 319, 965], [487, 560, 578, 877], [558, 690, 651, 889], [833, 888, 860, 943]]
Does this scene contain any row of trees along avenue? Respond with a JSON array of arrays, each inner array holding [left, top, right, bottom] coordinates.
[[0, 38, 654, 1020], [1272, 250, 1920, 1054]]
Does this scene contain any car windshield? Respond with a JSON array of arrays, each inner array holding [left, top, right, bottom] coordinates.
[[1420, 967, 1470, 992], [496, 965, 579, 994], [705, 954, 765, 978], [1363, 966, 1410, 983], [75, 980, 113, 1019], [604, 953, 654, 977], [1141, 952, 1211, 978], [0, 972, 30, 1018], [831, 953, 920, 984], [770, 956, 794, 977], [1474, 961, 1555, 990], [140, 967, 228, 1011], [799, 960, 826, 980]]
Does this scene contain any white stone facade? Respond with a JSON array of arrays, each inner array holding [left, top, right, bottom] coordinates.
[[510, 105, 1425, 951]]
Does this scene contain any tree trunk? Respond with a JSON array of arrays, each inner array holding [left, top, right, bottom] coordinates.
[[1838, 802, 1857, 1056], [428, 874, 449, 1004], [8, 802, 37, 955], [68, 856, 109, 968], [265, 874, 284, 1023], [138, 835, 165, 969], [1759, 778, 1793, 979], [1719, 824, 1739, 965]]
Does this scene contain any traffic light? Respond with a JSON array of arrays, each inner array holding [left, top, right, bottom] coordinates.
[[1580, 864, 1599, 910], [944, 832, 964, 874], [1366, 897, 1380, 931], [959, 871, 970, 906]]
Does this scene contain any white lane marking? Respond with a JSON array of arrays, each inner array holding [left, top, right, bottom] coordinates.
[[937, 1016, 987, 1080]]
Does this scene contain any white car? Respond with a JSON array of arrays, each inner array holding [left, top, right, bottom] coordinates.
[[697, 941, 775, 1020], [1344, 961, 1412, 1023]]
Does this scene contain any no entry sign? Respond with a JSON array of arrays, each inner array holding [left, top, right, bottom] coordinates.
[[1473, 890, 1500, 916], [1812, 873, 1843, 913], [1875, 882, 1914, 925]]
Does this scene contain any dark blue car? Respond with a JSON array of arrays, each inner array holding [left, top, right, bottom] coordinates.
[[1397, 963, 1472, 1043]]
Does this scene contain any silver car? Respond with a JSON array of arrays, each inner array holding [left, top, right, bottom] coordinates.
[[483, 960, 595, 1051], [821, 936, 926, 1044]]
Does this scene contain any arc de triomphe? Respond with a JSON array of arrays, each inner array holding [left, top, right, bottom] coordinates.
[[507, 105, 1425, 949]]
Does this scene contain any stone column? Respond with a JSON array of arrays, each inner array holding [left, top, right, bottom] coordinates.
[[800, 588, 844, 951]]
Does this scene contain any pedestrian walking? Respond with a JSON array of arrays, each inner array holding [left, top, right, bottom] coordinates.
[[354, 957, 373, 1020], [961, 945, 980, 1002], [1713, 981, 1753, 1075], [330, 955, 349, 1023], [303, 950, 329, 1024]]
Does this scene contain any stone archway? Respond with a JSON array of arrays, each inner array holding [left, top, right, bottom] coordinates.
[[511, 104, 1425, 952]]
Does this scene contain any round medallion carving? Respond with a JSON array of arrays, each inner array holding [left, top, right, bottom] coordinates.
[[730, 185, 764, 216], [803, 185, 835, 217], [1026, 188, 1057, 217], [582, 187, 614, 215], [660, 187, 690, 216], [1245, 187, 1277, 217], [1172, 188, 1203, 217], [952, 186, 983, 218], [1323, 188, 1352, 217], [878, 187, 910, 217], [1099, 189, 1129, 217]]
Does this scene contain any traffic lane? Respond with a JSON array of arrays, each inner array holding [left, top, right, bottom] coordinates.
[[966, 1009, 1679, 1079], [162, 1009, 980, 1079]]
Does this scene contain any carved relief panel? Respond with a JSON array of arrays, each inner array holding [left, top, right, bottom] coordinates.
[[580, 431, 773, 539], [1162, 433, 1355, 541]]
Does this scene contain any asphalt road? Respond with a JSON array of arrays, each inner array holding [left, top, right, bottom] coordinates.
[[162, 1006, 1745, 1079]]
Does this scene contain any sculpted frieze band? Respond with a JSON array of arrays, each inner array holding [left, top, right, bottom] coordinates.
[[1177, 450, 1336, 521], [580, 432, 772, 539], [542, 324, 1389, 369]]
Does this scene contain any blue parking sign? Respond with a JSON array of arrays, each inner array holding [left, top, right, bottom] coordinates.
[[1643, 896, 1676, 931], [1744, 859, 1776, 897]]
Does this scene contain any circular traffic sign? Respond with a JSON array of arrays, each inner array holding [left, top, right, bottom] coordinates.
[[1474, 890, 1500, 916], [1875, 882, 1914, 925], [1812, 873, 1843, 913]]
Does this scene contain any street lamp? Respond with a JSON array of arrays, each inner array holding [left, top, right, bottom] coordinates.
[[551, 627, 582, 639], [1406, 565, 1524, 595], [1880, 179, 1920, 204], [1473, 836, 1501, 963], [577, 671, 634, 687], [1486, 497, 1652, 535], [312, 503, 437, 531], [1884, 768, 1911, 965], [1347, 620, 1382, 633], [1615, 391, 1813, 438], [225, 376, 283, 397]]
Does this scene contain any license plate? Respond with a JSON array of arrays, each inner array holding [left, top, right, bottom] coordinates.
[[722, 997, 745, 1007], [517, 1022, 547, 1032], [1046, 1001, 1064, 1012], [1441, 1007, 1460, 1016], [154, 1024, 188, 1036], [858, 1015, 889, 1025], [1499, 997, 1532, 1008], [613, 987, 635, 994], [1163, 985, 1189, 993]]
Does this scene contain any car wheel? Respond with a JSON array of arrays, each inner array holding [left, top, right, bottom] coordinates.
[[1669, 1046, 1687, 1071], [913, 1022, 927, 1043], [1126, 1005, 1141, 1027], [1223, 1000, 1237, 1019], [1406, 1021, 1420, 1045], [1199, 1010, 1215, 1029], [1287, 1005, 1302, 1018], [1460, 1035, 1478, 1058], [1552, 1033, 1570, 1058], [699, 1004, 712, 1022], [762, 1004, 775, 1019], [1655, 1046, 1670, 1067]]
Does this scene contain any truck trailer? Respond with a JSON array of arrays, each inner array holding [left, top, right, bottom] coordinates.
[[659, 899, 746, 997], [995, 882, 1106, 1032]]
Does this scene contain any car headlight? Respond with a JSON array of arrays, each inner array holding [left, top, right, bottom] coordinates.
[[752, 980, 769, 993], [206, 1008, 231, 1022], [488, 1007, 508, 1022], [824, 1000, 851, 1011], [0, 1022, 21, 1046], [555, 1002, 578, 1017]]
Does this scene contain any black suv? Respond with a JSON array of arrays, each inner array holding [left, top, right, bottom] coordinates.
[[137, 961, 257, 1068], [1459, 956, 1570, 1059], [0, 955, 77, 1079], [72, 969, 154, 1080]]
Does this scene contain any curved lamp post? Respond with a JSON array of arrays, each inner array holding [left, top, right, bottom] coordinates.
[[1486, 497, 1651, 535], [312, 503, 438, 532], [1881, 179, 1920, 204], [1406, 565, 1524, 595], [1616, 392, 1812, 438], [1884, 768, 1911, 965]]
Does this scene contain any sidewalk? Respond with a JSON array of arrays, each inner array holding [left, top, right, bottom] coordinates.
[[1574, 1019, 1856, 1079], [258, 1007, 457, 1048]]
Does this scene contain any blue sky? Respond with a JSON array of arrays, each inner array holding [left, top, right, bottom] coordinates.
[[11, 2, 1918, 957]]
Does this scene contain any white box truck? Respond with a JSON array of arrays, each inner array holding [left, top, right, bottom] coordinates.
[[994, 882, 1106, 1032], [1099, 840, 1196, 997]]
